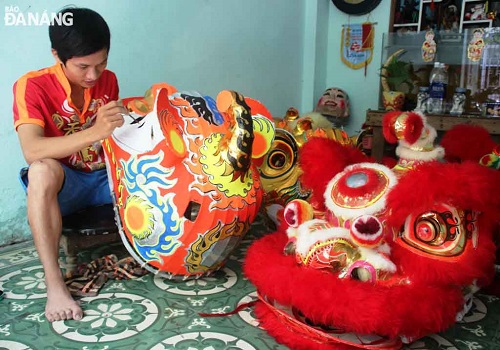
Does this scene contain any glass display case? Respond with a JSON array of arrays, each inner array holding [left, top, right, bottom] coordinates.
[[379, 26, 500, 116]]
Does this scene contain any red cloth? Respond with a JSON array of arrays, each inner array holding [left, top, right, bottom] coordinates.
[[362, 23, 374, 50], [13, 64, 119, 172]]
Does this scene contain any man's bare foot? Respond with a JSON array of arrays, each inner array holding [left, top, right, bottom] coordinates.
[[45, 282, 83, 322]]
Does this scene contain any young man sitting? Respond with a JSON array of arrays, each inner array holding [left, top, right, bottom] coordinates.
[[13, 7, 128, 322]]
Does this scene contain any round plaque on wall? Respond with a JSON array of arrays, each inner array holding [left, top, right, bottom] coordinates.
[[331, 0, 382, 15]]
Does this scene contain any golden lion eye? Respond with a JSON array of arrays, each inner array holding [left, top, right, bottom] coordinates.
[[259, 130, 297, 180], [415, 220, 438, 243], [269, 151, 287, 169], [398, 205, 476, 258]]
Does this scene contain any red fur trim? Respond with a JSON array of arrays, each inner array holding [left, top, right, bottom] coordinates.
[[441, 124, 497, 163], [402, 112, 424, 145], [386, 162, 500, 228], [244, 231, 465, 340], [299, 138, 372, 210], [382, 156, 397, 168]]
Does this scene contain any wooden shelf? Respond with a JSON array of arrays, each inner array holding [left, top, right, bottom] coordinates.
[[462, 20, 493, 25], [394, 23, 418, 28]]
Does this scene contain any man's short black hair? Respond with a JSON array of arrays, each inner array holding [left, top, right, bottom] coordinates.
[[49, 7, 110, 64]]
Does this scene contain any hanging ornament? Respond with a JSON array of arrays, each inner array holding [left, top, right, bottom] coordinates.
[[421, 29, 436, 62], [341, 22, 375, 75], [468, 28, 485, 62]]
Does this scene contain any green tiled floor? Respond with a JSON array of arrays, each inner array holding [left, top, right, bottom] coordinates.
[[0, 219, 287, 350], [1, 219, 500, 349]]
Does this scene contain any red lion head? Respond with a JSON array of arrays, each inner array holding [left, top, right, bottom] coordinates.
[[244, 117, 499, 349]]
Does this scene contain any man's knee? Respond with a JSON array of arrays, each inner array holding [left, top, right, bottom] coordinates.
[[27, 159, 64, 195]]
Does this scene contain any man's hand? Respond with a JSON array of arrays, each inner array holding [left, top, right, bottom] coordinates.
[[91, 100, 126, 140]]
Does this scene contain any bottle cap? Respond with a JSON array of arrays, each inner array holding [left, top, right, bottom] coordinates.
[[455, 87, 467, 93], [419, 86, 429, 91]]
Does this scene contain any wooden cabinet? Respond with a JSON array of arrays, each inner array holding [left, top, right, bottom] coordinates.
[[391, 0, 493, 33], [380, 28, 500, 113], [365, 109, 500, 161]]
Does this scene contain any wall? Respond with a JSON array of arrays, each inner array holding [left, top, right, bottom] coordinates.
[[0, 0, 389, 246], [326, 1, 392, 134]]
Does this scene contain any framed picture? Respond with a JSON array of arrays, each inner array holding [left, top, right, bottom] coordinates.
[[394, 0, 420, 25], [462, 1, 488, 22], [331, 0, 383, 16]]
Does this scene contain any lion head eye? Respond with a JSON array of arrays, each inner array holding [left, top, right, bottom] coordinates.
[[415, 220, 438, 243], [260, 130, 297, 179], [269, 152, 287, 169], [397, 205, 477, 258]]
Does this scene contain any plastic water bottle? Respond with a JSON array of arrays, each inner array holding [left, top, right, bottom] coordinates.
[[428, 62, 448, 114]]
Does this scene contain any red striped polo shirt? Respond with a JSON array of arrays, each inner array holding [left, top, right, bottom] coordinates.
[[13, 63, 119, 172]]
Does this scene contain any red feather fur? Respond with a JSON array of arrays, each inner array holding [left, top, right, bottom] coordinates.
[[244, 232, 465, 342], [402, 112, 424, 144], [441, 124, 497, 163]]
